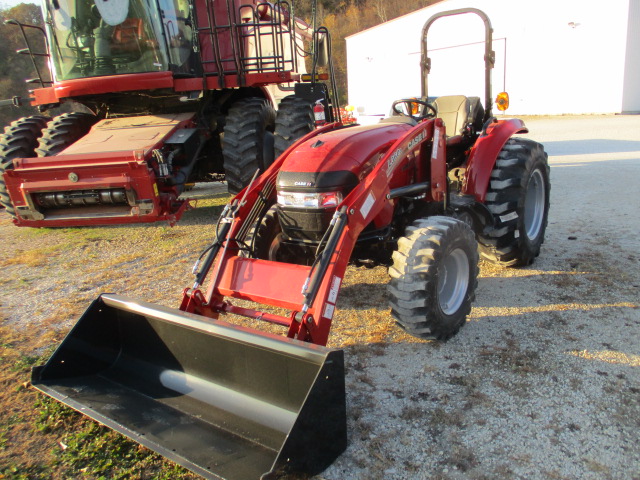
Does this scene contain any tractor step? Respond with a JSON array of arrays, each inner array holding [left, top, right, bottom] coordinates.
[[32, 294, 346, 480]]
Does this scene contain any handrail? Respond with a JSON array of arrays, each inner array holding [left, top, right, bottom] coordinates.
[[5, 19, 52, 89], [420, 8, 494, 122]]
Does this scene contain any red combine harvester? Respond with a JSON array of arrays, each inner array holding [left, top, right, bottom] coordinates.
[[0, 0, 337, 227], [32, 8, 550, 480]]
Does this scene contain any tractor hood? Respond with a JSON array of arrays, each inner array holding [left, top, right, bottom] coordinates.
[[277, 122, 413, 191]]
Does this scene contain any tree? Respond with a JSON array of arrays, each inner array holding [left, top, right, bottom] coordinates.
[[0, 0, 443, 127], [312, 0, 442, 105], [0, 2, 46, 128]]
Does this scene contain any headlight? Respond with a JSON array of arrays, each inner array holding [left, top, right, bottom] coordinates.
[[277, 191, 343, 208]]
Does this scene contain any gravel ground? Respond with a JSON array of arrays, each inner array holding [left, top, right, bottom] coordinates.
[[320, 115, 640, 480], [0, 115, 639, 479]]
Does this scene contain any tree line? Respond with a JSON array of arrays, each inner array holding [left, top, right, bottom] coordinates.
[[0, 2, 46, 127], [0, 0, 440, 128]]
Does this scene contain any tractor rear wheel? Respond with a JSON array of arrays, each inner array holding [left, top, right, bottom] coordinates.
[[222, 97, 276, 195], [478, 138, 550, 266], [0, 115, 50, 218], [274, 95, 314, 159], [35, 112, 97, 157], [388, 217, 479, 340]]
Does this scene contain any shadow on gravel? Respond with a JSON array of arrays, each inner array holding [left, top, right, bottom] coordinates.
[[339, 282, 390, 310]]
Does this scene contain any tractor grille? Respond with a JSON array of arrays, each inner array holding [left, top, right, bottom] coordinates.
[[279, 207, 335, 242]]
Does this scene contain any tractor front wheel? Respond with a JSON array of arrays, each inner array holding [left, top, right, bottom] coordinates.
[[0, 115, 50, 218], [222, 97, 276, 195], [274, 95, 314, 159], [249, 205, 310, 264], [35, 112, 97, 157], [388, 217, 479, 340], [478, 138, 550, 266]]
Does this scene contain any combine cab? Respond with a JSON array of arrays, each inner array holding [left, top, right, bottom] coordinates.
[[1, 0, 338, 227], [32, 8, 550, 479]]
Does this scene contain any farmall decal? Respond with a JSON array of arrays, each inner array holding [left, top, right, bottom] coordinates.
[[386, 131, 426, 176]]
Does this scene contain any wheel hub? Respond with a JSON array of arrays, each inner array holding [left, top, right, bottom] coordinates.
[[524, 168, 545, 241], [437, 248, 470, 316]]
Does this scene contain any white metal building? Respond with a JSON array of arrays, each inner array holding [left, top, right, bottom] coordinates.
[[345, 0, 640, 118]]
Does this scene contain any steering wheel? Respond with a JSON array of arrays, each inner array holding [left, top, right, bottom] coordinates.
[[392, 98, 437, 121]]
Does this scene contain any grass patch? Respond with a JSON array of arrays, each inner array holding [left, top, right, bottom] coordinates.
[[0, 320, 198, 480], [479, 337, 546, 375], [0, 245, 65, 268], [427, 407, 464, 433], [31, 396, 198, 479], [10, 353, 40, 373]]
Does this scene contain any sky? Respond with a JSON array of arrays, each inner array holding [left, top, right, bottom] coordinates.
[[0, 0, 40, 9]]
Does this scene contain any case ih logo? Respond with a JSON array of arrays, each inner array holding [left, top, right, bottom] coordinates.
[[387, 131, 426, 176], [294, 181, 313, 187]]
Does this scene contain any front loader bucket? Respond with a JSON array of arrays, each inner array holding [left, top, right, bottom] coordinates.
[[32, 294, 346, 479]]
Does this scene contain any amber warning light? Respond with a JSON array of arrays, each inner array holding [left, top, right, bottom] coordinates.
[[495, 92, 509, 111]]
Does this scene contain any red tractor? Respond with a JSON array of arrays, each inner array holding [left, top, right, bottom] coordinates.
[[0, 0, 337, 227], [33, 8, 549, 480]]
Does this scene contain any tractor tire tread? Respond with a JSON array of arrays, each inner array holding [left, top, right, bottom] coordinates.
[[35, 112, 97, 157], [223, 97, 276, 195], [478, 137, 550, 267], [388, 216, 479, 341], [274, 95, 314, 158], [0, 115, 51, 217]]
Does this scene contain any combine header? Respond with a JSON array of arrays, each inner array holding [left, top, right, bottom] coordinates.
[[32, 8, 550, 479], [1, 0, 338, 227]]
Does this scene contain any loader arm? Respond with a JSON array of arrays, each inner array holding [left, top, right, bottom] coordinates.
[[182, 118, 443, 346]]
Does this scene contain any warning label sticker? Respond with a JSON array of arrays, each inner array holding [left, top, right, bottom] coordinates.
[[360, 192, 375, 220], [323, 303, 335, 320], [328, 276, 341, 304]]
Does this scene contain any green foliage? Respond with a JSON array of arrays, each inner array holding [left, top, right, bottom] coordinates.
[[34, 395, 81, 433], [34, 395, 194, 478], [0, 464, 50, 479], [10, 352, 39, 372], [0, 0, 441, 125], [0, 2, 46, 128], [317, 0, 442, 104]]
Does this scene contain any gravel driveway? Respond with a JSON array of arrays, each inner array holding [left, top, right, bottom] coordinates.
[[319, 115, 640, 480], [1, 115, 638, 479]]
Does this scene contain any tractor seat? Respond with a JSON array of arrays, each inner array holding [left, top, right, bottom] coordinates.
[[434, 95, 484, 138], [111, 18, 145, 54], [433, 95, 470, 138], [433, 95, 484, 165]]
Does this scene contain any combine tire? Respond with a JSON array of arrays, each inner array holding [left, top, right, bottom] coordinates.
[[388, 217, 479, 341], [35, 112, 97, 157], [478, 138, 550, 266], [0, 115, 50, 218], [222, 97, 276, 195], [274, 95, 314, 158]]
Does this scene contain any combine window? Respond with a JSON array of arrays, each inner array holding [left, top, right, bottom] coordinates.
[[45, 0, 192, 80]]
